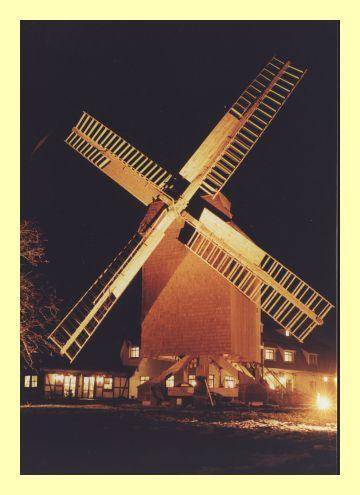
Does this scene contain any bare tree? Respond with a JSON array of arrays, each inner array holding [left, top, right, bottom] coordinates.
[[20, 220, 60, 367]]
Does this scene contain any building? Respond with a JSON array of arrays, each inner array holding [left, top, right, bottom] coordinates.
[[262, 327, 337, 404]]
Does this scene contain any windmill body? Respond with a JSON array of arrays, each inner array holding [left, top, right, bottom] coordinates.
[[141, 196, 261, 362], [48, 56, 334, 399]]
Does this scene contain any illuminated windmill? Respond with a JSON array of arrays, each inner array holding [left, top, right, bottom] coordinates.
[[49, 55, 334, 364]]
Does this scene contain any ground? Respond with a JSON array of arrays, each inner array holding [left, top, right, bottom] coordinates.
[[21, 403, 338, 475]]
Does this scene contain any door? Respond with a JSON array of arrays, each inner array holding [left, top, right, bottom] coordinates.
[[82, 376, 95, 399], [63, 375, 77, 398]]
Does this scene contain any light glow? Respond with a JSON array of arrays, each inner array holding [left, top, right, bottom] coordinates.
[[323, 376, 328, 383], [316, 393, 331, 410]]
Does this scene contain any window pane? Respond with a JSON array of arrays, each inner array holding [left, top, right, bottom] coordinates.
[[265, 349, 274, 360], [189, 374, 197, 387], [166, 376, 174, 388], [104, 377, 113, 390], [24, 375, 30, 388], [31, 375, 38, 387], [284, 351, 294, 362], [129, 346, 140, 358], [225, 376, 235, 389], [140, 376, 149, 385]]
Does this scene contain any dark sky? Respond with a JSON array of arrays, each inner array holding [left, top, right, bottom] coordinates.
[[21, 21, 338, 364]]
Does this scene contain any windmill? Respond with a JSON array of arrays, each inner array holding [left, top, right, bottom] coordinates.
[[49, 55, 334, 373]]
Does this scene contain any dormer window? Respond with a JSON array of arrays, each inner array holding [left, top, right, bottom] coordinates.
[[166, 376, 174, 388], [129, 346, 140, 358], [284, 350, 295, 363], [264, 348, 275, 361]]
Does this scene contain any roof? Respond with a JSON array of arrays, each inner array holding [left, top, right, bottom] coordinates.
[[263, 327, 336, 373], [201, 192, 233, 219]]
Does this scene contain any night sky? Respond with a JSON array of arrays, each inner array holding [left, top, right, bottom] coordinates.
[[21, 21, 338, 365]]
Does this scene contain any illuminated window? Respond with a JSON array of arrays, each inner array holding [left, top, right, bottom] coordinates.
[[265, 348, 275, 360], [284, 351, 294, 362], [140, 376, 149, 385], [323, 376, 328, 383], [24, 375, 38, 388], [285, 330, 290, 336], [129, 346, 140, 358], [208, 374, 215, 388], [166, 375, 174, 388], [54, 374, 64, 384], [103, 377, 113, 390], [188, 374, 197, 387], [96, 376, 104, 386], [225, 376, 235, 389], [309, 354, 318, 365]]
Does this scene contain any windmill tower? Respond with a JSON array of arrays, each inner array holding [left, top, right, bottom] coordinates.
[[140, 193, 262, 363], [49, 56, 334, 397]]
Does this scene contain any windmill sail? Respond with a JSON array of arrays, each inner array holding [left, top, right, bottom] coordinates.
[[180, 56, 306, 197], [65, 112, 179, 206], [183, 209, 333, 342], [49, 205, 178, 362]]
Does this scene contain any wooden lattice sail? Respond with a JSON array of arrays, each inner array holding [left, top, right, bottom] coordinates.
[[49, 206, 178, 361], [180, 56, 306, 197], [183, 209, 333, 342], [65, 112, 178, 206]]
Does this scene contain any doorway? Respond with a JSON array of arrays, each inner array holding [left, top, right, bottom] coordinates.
[[82, 376, 95, 399], [63, 375, 77, 398]]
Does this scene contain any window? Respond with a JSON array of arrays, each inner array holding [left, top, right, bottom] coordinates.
[[189, 357, 198, 369], [208, 374, 215, 388], [103, 377, 113, 390], [285, 330, 290, 336], [96, 375, 104, 386], [188, 374, 197, 387], [140, 376, 149, 385], [265, 348, 275, 360], [54, 373, 64, 384], [309, 354, 318, 365], [225, 376, 235, 389], [323, 376, 328, 383], [24, 375, 38, 388], [284, 350, 294, 362], [129, 346, 140, 358], [166, 375, 174, 388], [63, 375, 76, 397]]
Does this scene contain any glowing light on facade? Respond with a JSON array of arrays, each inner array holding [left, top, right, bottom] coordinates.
[[316, 393, 331, 410]]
